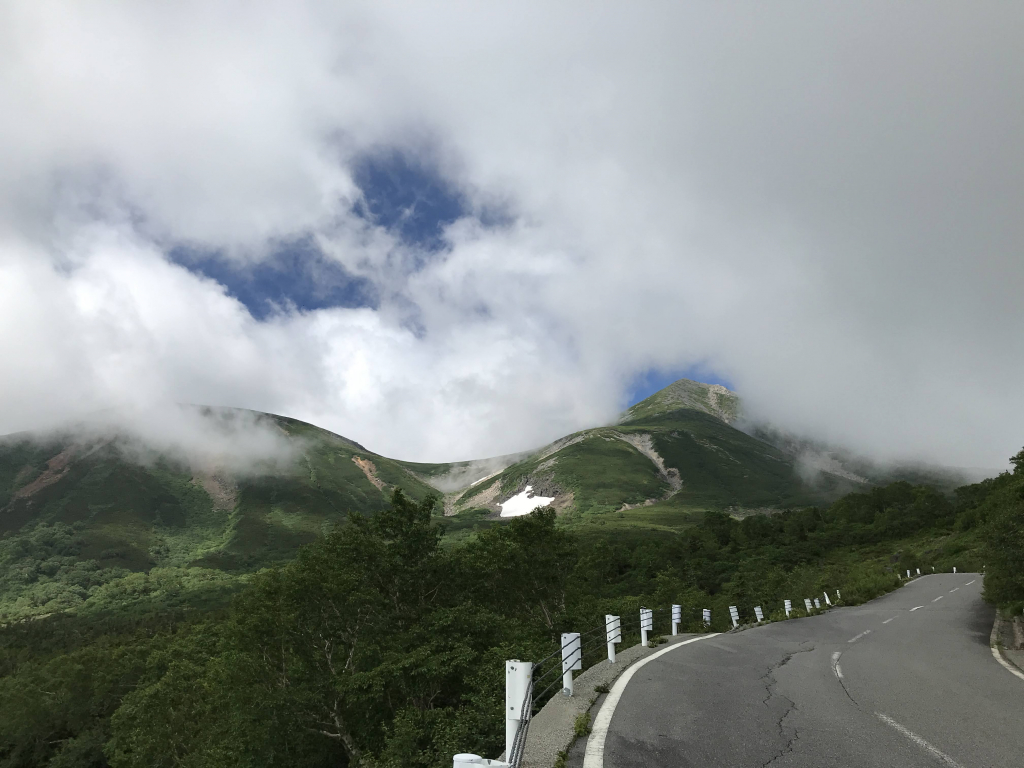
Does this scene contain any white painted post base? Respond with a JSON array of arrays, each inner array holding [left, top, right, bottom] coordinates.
[[454, 756, 508, 767], [505, 660, 532, 761], [606, 615, 621, 663], [640, 608, 653, 647]]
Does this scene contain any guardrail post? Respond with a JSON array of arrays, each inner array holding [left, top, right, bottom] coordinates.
[[754, 606, 764, 622], [561, 633, 581, 696], [671, 604, 682, 635], [728, 605, 739, 628], [640, 608, 653, 647], [784, 599, 792, 617], [804, 598, 813, 612], [506, 660, 532, 760], [606, 614, 621, 663]]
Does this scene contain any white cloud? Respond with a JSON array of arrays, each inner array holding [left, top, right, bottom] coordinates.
[[1, 1, 1023, 468]]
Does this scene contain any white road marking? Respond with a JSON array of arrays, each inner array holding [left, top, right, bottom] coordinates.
[[910, 606, 923, 611], [965, 580, 976, 585], [991, 646, 1024, 683], [949, 588, 959, 593], [583, 634, 719, 768], [875, 713, 965, 768], [932, 596, 943, 602], [882, 617, 895, 624], [831, 651, 844, 679], [848, 630, 872, 643]]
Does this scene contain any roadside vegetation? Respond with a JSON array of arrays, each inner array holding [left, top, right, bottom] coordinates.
[[4, 446, 1023, 768]]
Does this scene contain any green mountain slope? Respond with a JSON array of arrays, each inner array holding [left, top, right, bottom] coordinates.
[[451, 382, 855, 538], [0, 410, 438, 620]]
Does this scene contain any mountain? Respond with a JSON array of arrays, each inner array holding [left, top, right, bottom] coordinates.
[[445, 380, 848, 539], [0, 381, 986, 620], [0, 409, 439, 620]]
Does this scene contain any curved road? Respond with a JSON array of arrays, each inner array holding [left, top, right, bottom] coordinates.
[[581, 574, 1023, 767]]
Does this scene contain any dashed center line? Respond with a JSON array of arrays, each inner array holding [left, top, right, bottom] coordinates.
[[949, 588, 959, 593], [932, 596, 944, 602], [876, 713, 965, 768], [882, 617, 896, 624], [965, 580, 976, 585], [910, 606, 923, 611], [848, 629, 872, 643]]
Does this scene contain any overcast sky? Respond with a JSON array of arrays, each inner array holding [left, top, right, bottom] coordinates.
[[1, 1, 1022, 468]]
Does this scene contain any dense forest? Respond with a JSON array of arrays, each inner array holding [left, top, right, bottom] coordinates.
[[1, 450, 1022, 768]]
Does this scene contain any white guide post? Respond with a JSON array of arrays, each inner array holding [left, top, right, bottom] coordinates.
[[804, 598, 813, 613], [640, 608, 654, 647], [906, 569, 911, 579], [605, 614, 621, 663], [916, 568, 921, 575], [953, 566, 957, 573], [561, 633, 581, 697], [836, 590, 841, 601], [754, 606, 764, 622], [702, 608, 711, 628], [784, 599, 792, 617], [728, 605, 739, 629], [823, 591, 832, 606], [505, 660, 532, 760], [813, 598, 821, 609], [671, 604, 682, 636]]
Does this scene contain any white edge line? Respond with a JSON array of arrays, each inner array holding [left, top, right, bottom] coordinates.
[[991, 646, 1024, 682], [583, 634, 719, 768], [875, 713, 965, 768]]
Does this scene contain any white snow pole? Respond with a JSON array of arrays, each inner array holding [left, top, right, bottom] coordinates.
[[728, 605, 739, 628], [784, 599, 792, 617], [804, 598, 813, 612], [605, 615, 621, 663], [671, 604, 682, 636], [754, 606, 764, 622], [561, 633, 581, 697], [640, 608, 654, 647], [505, 660, 532, 761], [702, 608, 711, 628], [823, 591, 832, 606]]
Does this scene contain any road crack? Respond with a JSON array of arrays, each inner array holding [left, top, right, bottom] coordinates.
[[758, 644, 814, 767]]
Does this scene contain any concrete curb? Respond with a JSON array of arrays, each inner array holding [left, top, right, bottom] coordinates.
[[989, 613, 1024, 681], [520, 634, 705, 768]]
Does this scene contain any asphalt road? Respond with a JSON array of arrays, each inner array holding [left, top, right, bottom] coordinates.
[[583, 574, 1023, 768]]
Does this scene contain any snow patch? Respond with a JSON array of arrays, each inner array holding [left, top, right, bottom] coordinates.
[[499, 485, 555, 517]]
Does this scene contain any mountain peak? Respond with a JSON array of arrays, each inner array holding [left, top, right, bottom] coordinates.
[[621, 378, 739, 424]]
